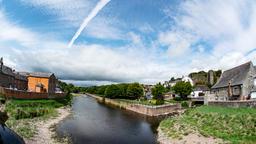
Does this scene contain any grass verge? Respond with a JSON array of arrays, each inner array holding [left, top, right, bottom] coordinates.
[[4, 94, 73, 139], [159, 105, 256, 144]]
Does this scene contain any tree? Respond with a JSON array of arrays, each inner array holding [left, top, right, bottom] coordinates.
[[151, 83, 165, 100], [126, 83, 144, 99], [118, 84, 129, 98], [96, 86, 107, 95], [104, 84, 122, 99], [172, 81, 193, 99]]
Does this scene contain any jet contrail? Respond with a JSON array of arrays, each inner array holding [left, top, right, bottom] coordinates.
[[68, 0, 111, 48]]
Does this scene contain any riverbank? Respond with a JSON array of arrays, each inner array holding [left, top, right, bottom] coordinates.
[[25, 107, 71, 144], [158, 105, 256, 144], [86, 93, 182, 116]]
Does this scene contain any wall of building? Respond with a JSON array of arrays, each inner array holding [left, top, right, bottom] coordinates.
[[0, 73, 14, 88], [48, 75, 56, 93], [28, 77, 49, 92]]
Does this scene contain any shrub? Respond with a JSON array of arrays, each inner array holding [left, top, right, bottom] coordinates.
[[181, 101, 189, 108]]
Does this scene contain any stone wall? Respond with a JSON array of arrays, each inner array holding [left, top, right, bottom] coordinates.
[[1, 87, 66, 99], [208, 100, 256, 108], [86, 93, 182, 116]]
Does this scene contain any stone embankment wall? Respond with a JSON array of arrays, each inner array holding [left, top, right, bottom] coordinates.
[[86, 93, 181, 116], [0, 87, 66, 99], [208, 100, 256, 108]]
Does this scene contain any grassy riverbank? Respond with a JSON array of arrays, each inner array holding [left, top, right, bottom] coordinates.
[[159, 105, 256, 144], [4, 94, 72, 139]]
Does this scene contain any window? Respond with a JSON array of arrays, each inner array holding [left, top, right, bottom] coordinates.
[[254, 78, 256, 86]]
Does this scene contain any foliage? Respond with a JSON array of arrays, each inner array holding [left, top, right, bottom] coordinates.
[[152, 83, 165, 100], [104, 84, 122, 99], [181, 101, 189, 108], [96, 86, 108, 96], [118, 84, 129, 98], [160, 106, 256, 143], [172, 81, 193, 99], [126, 83, 144, 99]]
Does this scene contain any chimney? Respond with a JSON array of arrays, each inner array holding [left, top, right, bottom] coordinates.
[[0, 57, 3, 70]]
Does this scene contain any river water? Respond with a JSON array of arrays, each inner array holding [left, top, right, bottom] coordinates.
[[56, 95, 162, 144]]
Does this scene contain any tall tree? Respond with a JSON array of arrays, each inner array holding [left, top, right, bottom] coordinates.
[[172, 81, 193, 99], [126, 83, 144, 99]]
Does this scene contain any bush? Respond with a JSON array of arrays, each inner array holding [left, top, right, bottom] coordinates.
[[126, 83, 144, 99], [181, 101, 189, 108], [104, 84, 122, 99]]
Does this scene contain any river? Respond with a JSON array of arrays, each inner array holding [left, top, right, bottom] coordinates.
[[56, 95, 161, 144]]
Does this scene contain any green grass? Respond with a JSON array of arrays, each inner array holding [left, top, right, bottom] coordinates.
[[159, 105, 256, 144], [4, 94, 73, 139]]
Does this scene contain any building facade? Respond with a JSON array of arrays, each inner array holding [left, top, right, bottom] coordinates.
[[0, 58, 28, 90], [20, 72, 57, 93], [211, 62, 256, 100]]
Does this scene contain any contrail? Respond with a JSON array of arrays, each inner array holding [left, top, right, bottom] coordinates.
[[68, 0, 111, 48]]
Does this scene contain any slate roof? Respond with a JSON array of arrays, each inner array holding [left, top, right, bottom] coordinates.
[[14, 72, 27, 81], [1, 65, 15, 76], [212, 62, 253, 89], [19, 72, 53, 78]]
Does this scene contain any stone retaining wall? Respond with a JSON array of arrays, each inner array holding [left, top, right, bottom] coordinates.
[[86, 93, 181, 116], [208, 100, 256, 108]]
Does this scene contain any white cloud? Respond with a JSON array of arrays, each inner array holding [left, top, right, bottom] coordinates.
[[161, 0, 256, 71], [0, 9, 180, 84]]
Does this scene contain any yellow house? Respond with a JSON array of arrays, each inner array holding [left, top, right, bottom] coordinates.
[[20, 72, 57, 93]]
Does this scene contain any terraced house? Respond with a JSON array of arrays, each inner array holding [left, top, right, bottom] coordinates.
[[0, 58, 28, 90], [211, 61, 256, 100]]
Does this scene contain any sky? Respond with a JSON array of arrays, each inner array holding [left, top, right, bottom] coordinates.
[[0, 0, 256, 86]]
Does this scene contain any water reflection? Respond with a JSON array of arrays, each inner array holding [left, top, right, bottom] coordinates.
[[56, 95, 162, 144]]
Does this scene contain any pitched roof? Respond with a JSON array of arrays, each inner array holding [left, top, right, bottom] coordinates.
[[212, 62, 253, 89], [1, 65, 14, 76], [19, 72, 54, 78], [14, 72, 27, 81]]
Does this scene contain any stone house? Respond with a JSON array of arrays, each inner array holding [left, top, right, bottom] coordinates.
[[211, 61, 256, 100], [0, 58, 28, 90], [20, 72, 57, 93]]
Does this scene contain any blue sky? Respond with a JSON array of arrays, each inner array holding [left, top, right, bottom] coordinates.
[[0, 0, 256, 85]]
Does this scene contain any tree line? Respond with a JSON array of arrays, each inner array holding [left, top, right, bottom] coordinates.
[[59, 80, 194, 101]]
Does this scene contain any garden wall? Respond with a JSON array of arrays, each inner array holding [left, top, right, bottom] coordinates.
[[1, 87, 66, 99], [208, 100, 256, 108], [86, 93, 182, 116]]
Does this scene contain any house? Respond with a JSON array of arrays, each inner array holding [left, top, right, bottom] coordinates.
[[0, 58, 28, 90], [20, 72, 57, 93], [191, 85, 210, 97], [211, 61, 256, 100]]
